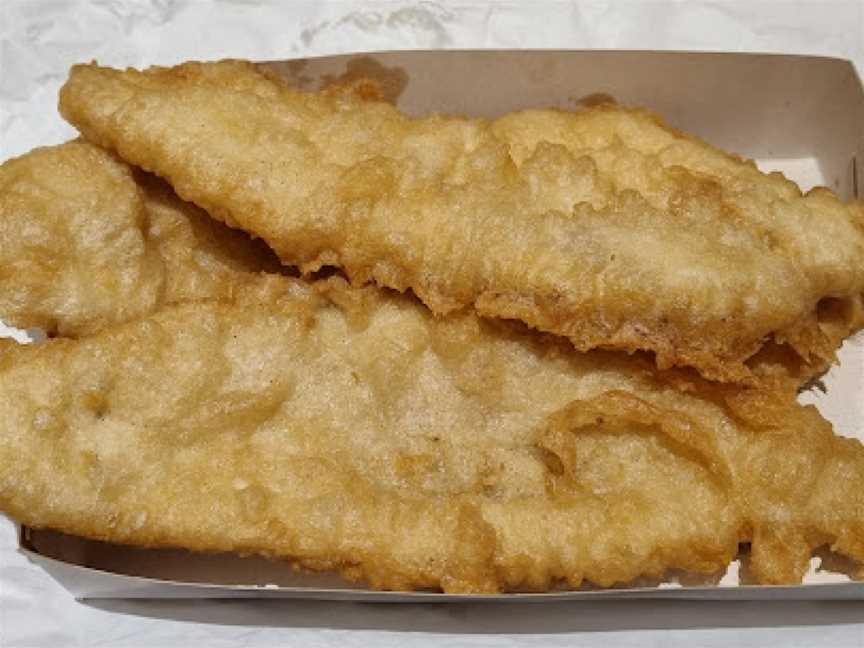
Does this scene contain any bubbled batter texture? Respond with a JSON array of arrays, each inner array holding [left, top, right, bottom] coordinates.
[[59, 60, 864, 383], [1, 278, 862, 593]]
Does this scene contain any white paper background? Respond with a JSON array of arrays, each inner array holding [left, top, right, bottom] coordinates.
[[1, 0, 864, 646]]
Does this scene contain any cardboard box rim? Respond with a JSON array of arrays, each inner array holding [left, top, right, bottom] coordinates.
[[13, 534, 864, 601], [15, 48, 864, 601]]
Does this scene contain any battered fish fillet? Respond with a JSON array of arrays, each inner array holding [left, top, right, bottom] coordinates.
[[59, 60, 864, 383], [1, 276, 861, 592], [0, 140, 281, 336]]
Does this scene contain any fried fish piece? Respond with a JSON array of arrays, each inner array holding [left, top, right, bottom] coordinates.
[[59, 60, 864, 383], [0, 140, 280, 336], [1, 276, 861, 592]]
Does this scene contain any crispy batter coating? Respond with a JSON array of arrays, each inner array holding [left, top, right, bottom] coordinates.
[[1, 277, 861, 592], [0, 140, 280, 336], [59, 60, 864, 383]]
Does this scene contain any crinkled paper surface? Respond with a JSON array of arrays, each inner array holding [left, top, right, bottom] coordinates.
[[1, 1, 864, 646]]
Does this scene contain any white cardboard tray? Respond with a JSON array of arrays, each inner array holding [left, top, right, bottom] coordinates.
[[18, 49, 864, 600]]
